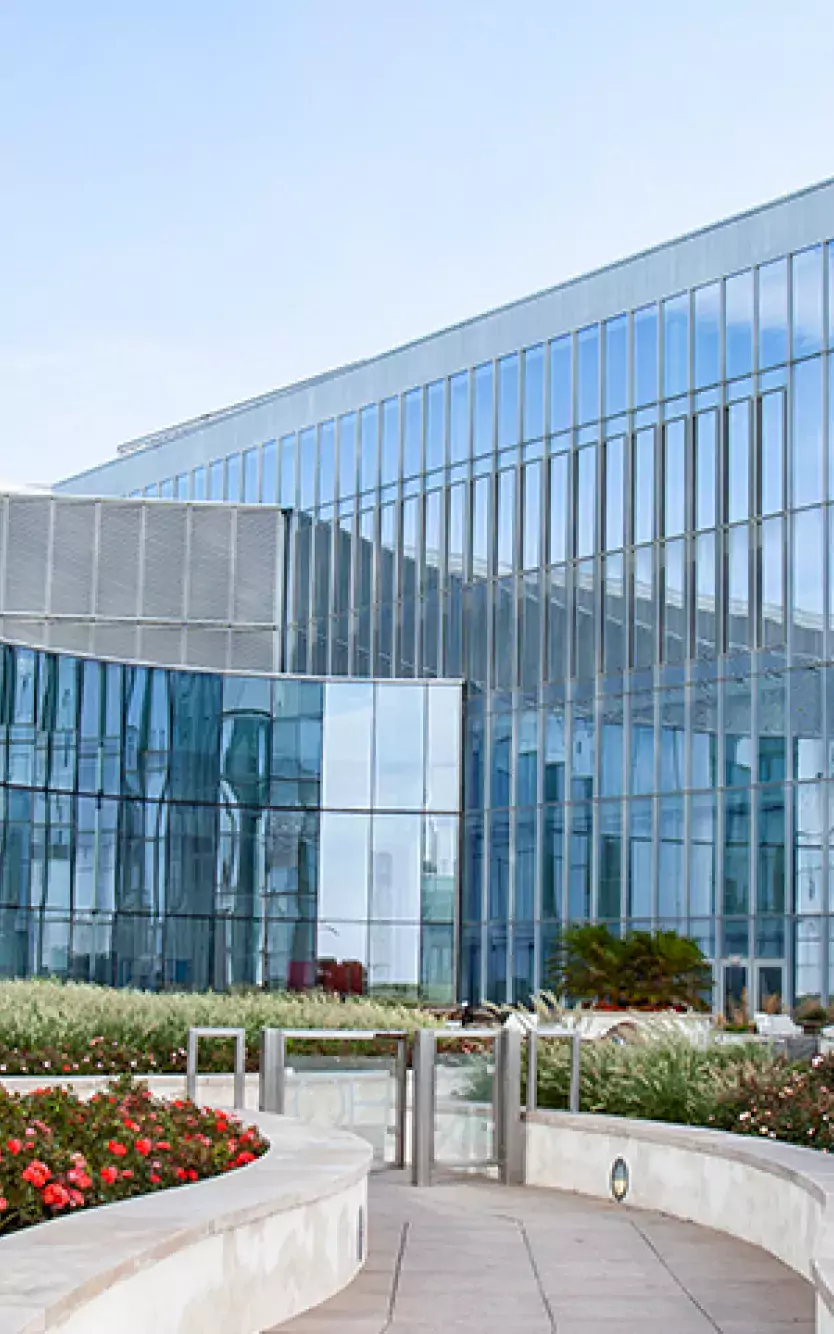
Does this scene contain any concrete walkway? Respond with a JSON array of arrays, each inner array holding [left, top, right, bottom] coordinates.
[[268, 1170, 814, 1334]]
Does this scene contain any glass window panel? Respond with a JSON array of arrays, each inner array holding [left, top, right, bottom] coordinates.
[[299, 428, 316, 509], [426, 380, 445, 473], [726, 524, 750, 651], [522, 461, 541, 571], [381, 397, 399, 486], [695, 531, 717, 658], [793, 505, 824, 639], [577, 325, 600, 425], [280, 435, 296, 508], [664, 418, 686, 537], [523, 344, 544, 442], [160, 477, 174, 499], [358, 405, 378, 494], [338, 412, 358, 499], [760, 391, 784, 514], [314, 419, 333, 506], [498, 353, 519, 449], [759, 258, 788, 369], [663, 293, 689, 398], [761, 516, 784, 647], [192, 465, 207, 501], [725, 270, 753, 380], [471, 476, 489, 576], [597, 801, 622, 920], [403, 390, 423, 479], [604, 435, 624, 550], [658, 796, 685, 921], [633, 427, 655, 545], [793, 357, 823, 508], [576, 446, 596, 558], [260, 442, 276, 503], [175, 471, 189, 500], [604, 315, 627, 417], [549, 335, 572, 433], [600, 697, 624, 796], [727, 400, 750, 523], [723, 789, 750, 915], [497, 469, 516, 575], [242, 448, 258, 502], [694, 282, 720, 388], [792, 245, 823, 358], [450, 372, 469, 463], [208, 460, 224, 501], [426, 687, 461, 812], [664, 539, 685, 664], [632, 546, 655, 670], [634, 304, 658, 407], [318, 812, 369, 921], [321, 683, 373, 809], [568, 802, 592, 919], [448, 483, 465, 576], [695, 410, 717, 529], [548, 451, 568, 564], [628, 797, 653, 918], [603, 553, 625, 673], [373, 684, 424, 810], [371, 814, 421, 923], [573, 558, 596, 680], [226, 453, 241, 502], [474, 362, 494, 456], [689, 793, 716, 919]]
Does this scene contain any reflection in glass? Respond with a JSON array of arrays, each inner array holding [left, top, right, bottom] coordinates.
[[321, 682, 373, 809], [792, 246, 823, 358], [758, 258, 788, 369], [663, 293, 689, 398], [604, 436, 624, 550], [604, 316, 627, 417], [374, 685, 424, 810], [695, 411, 716, 529], [725, 270, 753, 380], [633, 427, 655, 545], [360, 405, 379, 493], [663, 419, 685, 536], [727, 400, 750, 523], [694, 283, 720, 388], [426, 380, 445, 472], [450, 371, 469, 464], [634, 304, 658, 407], [793, 357, 823, 508], [403, 390, 422, 479], [549, 451, 567, 564], [760, 391, 784, 514], [549, 336, 572, 433], [381, 398, 399, 486], [576, 446, 596, 558], [577, 325, 599, 425], [474, 363, 494, 456], [523, 344, 544, 441]]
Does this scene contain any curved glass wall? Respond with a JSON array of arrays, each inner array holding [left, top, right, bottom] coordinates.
[[0, 642, 461, 998]]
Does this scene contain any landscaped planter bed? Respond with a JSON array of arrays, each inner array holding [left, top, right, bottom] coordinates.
[[0, 1076, 267, 1236]]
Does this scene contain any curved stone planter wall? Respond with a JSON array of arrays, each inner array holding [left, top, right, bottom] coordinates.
[[526, 1110, 834, 1332], [0, 1112, 372, 1334]]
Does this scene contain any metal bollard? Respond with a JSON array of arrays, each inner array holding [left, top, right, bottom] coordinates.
[[259, 1028, 286, 1114], [411, 1029, 436, 1187]]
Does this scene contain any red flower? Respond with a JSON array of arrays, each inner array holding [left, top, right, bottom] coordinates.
[[68, 1189, 85, 1208], [100, 1166, 119, 1185], [123, 1119, 140, 1133], [67, 1168, 92, 1190], [149, 1173, 161, 1185], [187, 1169, 198, 1182], [176, 1167, 188, 1181], [121, 1169, 134, 1180], [106, 1140, 128, 1157], [0, 1197, 7, 1211], [235, 1151, 256, 1166], [135, 1138, 152, 1157], [22, 1161, 51, 1189], [6, 1139, 22, 1155], [42, 1183, 70, 1210], [155, 1141, 171, 1151]]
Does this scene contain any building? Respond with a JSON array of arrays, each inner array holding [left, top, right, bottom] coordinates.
[[2, 178, 834, 1009]]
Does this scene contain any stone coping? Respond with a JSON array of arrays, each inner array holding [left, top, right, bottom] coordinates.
[[526, 1109, 834, 1328], [0, 1110, 372, 1334]]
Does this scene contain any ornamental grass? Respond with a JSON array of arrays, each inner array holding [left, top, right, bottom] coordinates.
[[0, 980, 436, 1077], [0, 1075, 267, 1236]]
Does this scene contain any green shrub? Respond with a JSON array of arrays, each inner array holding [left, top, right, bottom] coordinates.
[[708, 1052, 834, 1149]]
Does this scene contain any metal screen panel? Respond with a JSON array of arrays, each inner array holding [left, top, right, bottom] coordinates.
[[50, 501, 96, 615], [228, 628, 276, 673], [96, 503, 142, 618], [139, 625, 185, 668], [46, 619, 94, 655], [1, 616, 50, 650], [93, 621, 140, 662], [142, 505, 187, 620], [4, 497, 50, 614], [188, 507, 233, 622], [183, 626, 229, 670], [233, 509, 280, 624]]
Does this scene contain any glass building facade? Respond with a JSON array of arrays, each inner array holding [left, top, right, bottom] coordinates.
[[36, 178, 834, 1007], [0, 644, 461, 999]]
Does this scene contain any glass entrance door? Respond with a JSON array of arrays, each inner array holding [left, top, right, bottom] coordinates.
[[722, 962, 748, 1023], [755, 962, 785, 1013]]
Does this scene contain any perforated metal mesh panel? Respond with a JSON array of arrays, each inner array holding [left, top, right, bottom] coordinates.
[[46, 619, 94, 654], [142, 505, 187, 620], [233, 509, 280, 624], [139, 626, 185, 667], [228, 628, 276, 673], [93, 621, 140, 662], [50, 501, 96, 615], [97, 503, 142, 617], [188, 507, 233, 621], [183, 627, 229, 670], [4, 497, 50, 613]]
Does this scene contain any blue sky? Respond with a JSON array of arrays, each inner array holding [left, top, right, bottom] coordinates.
[[1, 0, 833, 486]]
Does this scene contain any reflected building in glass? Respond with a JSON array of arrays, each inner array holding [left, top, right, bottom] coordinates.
[[6, 176, 834, 1007]]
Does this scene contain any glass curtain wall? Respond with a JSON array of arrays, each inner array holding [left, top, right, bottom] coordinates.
[[0, 643, 461, 1000]]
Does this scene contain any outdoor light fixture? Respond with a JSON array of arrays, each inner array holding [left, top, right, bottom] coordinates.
[[610, 1157, 629, 1203]]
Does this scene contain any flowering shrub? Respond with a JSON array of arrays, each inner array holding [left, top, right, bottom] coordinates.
[[0, 1075, 267, 1236], [708, 1052, 834, 1150], [0, 981, 436, 1077]]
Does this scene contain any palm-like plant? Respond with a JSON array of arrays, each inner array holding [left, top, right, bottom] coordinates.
[[547, 925, 711, 1011]]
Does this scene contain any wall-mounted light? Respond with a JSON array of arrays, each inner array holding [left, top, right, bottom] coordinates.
[[610, 1156, 629, 1203]]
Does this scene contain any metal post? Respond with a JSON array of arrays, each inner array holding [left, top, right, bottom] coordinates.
[[186, 1028, 198, 1103], [411, 1029, 436, 1187], [569, 1032, 581, 1114], [394, 1035, 408, 1170], [526, 1029, 538, 1113], [496, 1028, 524, 1185], [259, 1028, 286, 1114], [233, 1030, 246, 1111]]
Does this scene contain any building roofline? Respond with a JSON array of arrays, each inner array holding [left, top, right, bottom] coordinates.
[[65, 173, 834, 478]]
